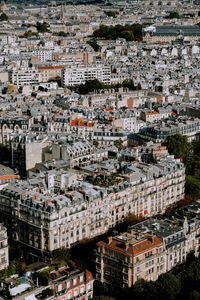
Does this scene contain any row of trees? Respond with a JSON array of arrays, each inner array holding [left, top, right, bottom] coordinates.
[[165, 134, 200, 199], [0, 261, 28, 280], [93, 24, 143, 41], [67, 79, 141, 94], [104, 10, 119, 18], [21, 31, 39, 38]]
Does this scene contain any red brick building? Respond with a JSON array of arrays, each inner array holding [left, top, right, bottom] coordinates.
[[52, 268, 94, 300]]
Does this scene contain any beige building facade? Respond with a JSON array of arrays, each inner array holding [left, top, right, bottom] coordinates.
[[0, 224, 9, 270]]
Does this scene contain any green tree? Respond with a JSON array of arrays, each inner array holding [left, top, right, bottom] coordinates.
[[155, 273, 182, 300], [93, 280, 109, 296], [120, 106, 128, 111], [36, 22, 49, 33], [115, 213, 143, 232], [52, 247, 71, 263], [87, 40, 100, 52], [78, 79, 105, 94], [185, 176, 200, 198], [0, 13, 8, 21], [192, 139, 200, 155], [104, 10, 118, 18], [119, 30, 134, 41], [186, 260, 200, 293], [168, 11, 180, 19], [41, 288, 54, 299], [7, 265, 16, 277], [122, 79, 135, 90], [136, 83, 142, 90], [33, 271, 49, 286], [93, 23, 143, 41], [56, 31, 67, 37], [165, 134, 191, 159], [0, 268, 7, 279], [188, 291, 200, 300], [114, 140, 123, 150], [16, 261, 27, 276], [93, 140, 99, 147], [23, 31, 38, 38]]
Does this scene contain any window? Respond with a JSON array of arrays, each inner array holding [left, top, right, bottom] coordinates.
[[58, 284, 62, 292], [73, 278, 77, 286]]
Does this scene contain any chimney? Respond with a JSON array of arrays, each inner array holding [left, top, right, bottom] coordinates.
[[108, 236, 112, 244], [148, 236, 153, 243], [125, 242, 129, 250]]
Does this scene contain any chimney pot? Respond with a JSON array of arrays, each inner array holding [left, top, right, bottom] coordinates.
[[108, 236, 112, 244]]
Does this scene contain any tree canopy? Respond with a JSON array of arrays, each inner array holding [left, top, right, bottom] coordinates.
[[93, 24, 143, 41], [66, 79, 139, 94], [104, 10, 119, 18], [168, 11, 180, 19], [165, 134, 200, 199], [165, 134, 191, 159], [78, 79, 106, 94], [87, 40, 101, 52], [0, 13, 8, 21], [114, 140, 123, 150], [36, 22, 49, 33], [22, 31, 38, 38]]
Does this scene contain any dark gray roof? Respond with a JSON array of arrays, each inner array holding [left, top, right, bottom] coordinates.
[[152, 25, 200, 37]]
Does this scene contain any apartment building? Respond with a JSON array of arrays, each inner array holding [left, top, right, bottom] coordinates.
[[141, 108, 172, 123], [96, 208, 200, 288], [0, 224, 9, 270], [52, 268, 94, 300], [94, 127, 128, 147], [38, 66, 64, 82], [120, 142, 169, 163], [0, 116, 32, 145], [96, 231, 165, 288], [143, 25, 200, 43], [0, 155, 185, 254], [113, 111, 137, 132], [0, 164, 19, 190], [10, 134, 50, 176], [61, 64, 111, 86], [130, 213, 200, 270], [32, 49, 53, 63], [130, 219, 187, 272], [49, 140, 95, 168], [47, 116, 70, 134], [139, 118, 200, 143], [70, 118, 95, 141], [9, 68, 42, 86]]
